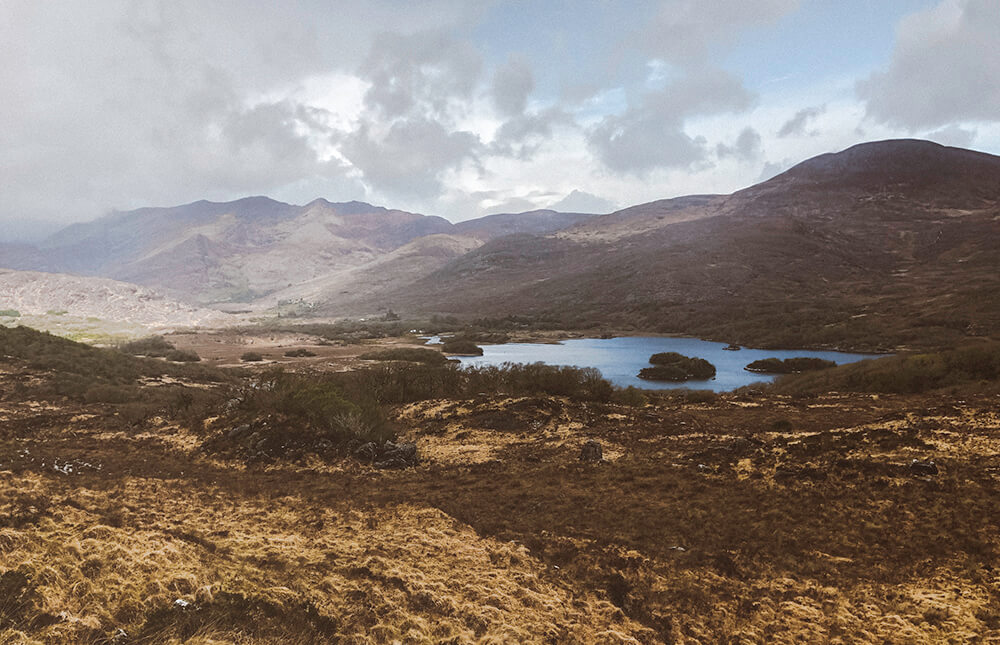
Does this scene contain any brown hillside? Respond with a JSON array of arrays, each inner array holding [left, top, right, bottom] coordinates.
[[373, 140, 1000, 350]]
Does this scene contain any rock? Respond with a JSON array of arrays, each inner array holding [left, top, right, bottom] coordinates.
[[375, 441, 419, 469], [227, 424, 250, 439], [909, 459, 939, 476], [579, 440, 604, 462], [354, 442, 378, 462]]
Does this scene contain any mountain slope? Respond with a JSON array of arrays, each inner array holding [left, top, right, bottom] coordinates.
[[0, 268, 232, 327], [1, 198, 593, 308], [371, 140, 1000, 350]]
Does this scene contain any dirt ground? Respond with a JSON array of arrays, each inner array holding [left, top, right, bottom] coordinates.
[[2, 345, 1000, 643]]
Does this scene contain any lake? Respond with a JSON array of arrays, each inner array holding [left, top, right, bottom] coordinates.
[[430, 336, 881, 392]]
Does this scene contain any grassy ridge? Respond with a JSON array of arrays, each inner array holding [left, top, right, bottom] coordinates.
[[775, 342, 1000, 394]]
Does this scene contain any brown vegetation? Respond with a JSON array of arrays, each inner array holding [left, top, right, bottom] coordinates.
[[4, 328, 1000, 643]]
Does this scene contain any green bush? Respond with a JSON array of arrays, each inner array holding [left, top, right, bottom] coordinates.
[[440, 339, 484, 355], [745, 357, 836, 373], [639, 352, 716, 381], [119, 335, 175, 357], [165, 349, 201, 362], [0, 309, 20, 317], [359, 347, 448, 365], [241, 351, 264, 362], [206, 368, 394, 460], [613, 386, 648, 407]]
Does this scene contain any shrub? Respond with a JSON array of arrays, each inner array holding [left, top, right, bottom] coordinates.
[[205, 368, 394, 461], [0, 309, 20, 317], [640, 352, 716, 381], [165, 349, 201, 362], [613, 386, 648, 407], [119, 335, 175, 357], [358, 347, 448, 365], [284, 348, 317, 357], [241, 351, 264, 362], [684, 389, 718, 404], [440, 339, 484, 355], [745, 357, 836, 373]]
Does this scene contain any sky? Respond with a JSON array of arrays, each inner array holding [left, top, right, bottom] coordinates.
[[2, 0, 999, 235]]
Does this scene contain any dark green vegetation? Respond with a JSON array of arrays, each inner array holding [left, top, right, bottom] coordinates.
[[165, 349, 201, 362], [284, 348, 317, 357], [359, 347, 449, 364], [745, 357, 837, 373], [0, 325, 227, 425], [118, 335, 176, 357], [639, 352, 716, 381], [440, 339, 484, 355], [774, 341, 1000, 395], [240, 351, 264, 362], [204, 361, 620, 462]]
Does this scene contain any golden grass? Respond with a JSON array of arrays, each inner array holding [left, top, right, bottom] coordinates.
[[3, 357, 1000, 643]]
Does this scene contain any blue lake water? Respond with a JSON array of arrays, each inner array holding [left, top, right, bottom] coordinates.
[[433, 336, 881, 392]]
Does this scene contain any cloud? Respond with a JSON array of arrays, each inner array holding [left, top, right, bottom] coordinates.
[[858, 0, 1000, 129], [587, 69, 755, 173], [360, 30, 482, 120], [777, 105, 826, 137], [641, 0, 800, 64], [490, 109, 574, 160], [924, 124, 977, 148], [548, 190, 618, 213], [716, 127, 763, 161], [0, 1, 486, 222], [492, 55, 535, 117], [340, 118, 482, 198]]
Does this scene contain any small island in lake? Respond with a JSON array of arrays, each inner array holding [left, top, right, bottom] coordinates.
[[745, 357, 838, 373], [638, 352, 717, 381], [440, 339, 485, 355]]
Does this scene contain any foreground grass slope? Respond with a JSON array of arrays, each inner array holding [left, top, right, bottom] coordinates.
[[3, 329, 1000, 643]]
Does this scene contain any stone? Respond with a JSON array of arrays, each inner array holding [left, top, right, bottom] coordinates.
[[579, 439, 603, 462], [354, 442, 378, 462], [909, 459, 939, 476], [375, 441, 419, 469]]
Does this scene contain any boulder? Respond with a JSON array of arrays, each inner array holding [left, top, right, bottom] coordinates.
[[579, 439, 604, 462], [909, 459, 939, 476], [374, 441, 419, 469]]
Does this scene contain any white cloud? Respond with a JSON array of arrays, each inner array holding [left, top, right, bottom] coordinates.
[[858, 0, 1000, 129]]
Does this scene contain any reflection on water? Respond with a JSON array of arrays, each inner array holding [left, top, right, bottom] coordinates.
[[449, 336, 881, 392]]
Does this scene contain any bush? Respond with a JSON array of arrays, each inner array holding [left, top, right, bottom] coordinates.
[[165, 349, 201, 362], [0, 309, 20, 317], [745, 357, 836, 373], [440, 339, 484, 355], [613, 386, 648, 407], [119, 335, 175, 357], [359, 347, 448, 365], [205, 368, 394, 461], [640, 352, 716, 381], [284, 348, 317, 357], [241, 352, 264, 362]]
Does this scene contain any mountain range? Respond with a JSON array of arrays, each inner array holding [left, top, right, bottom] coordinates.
[[2, 139, 999, 349]]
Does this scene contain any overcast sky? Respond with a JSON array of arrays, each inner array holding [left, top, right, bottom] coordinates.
[[2, 0, 999, 231]]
